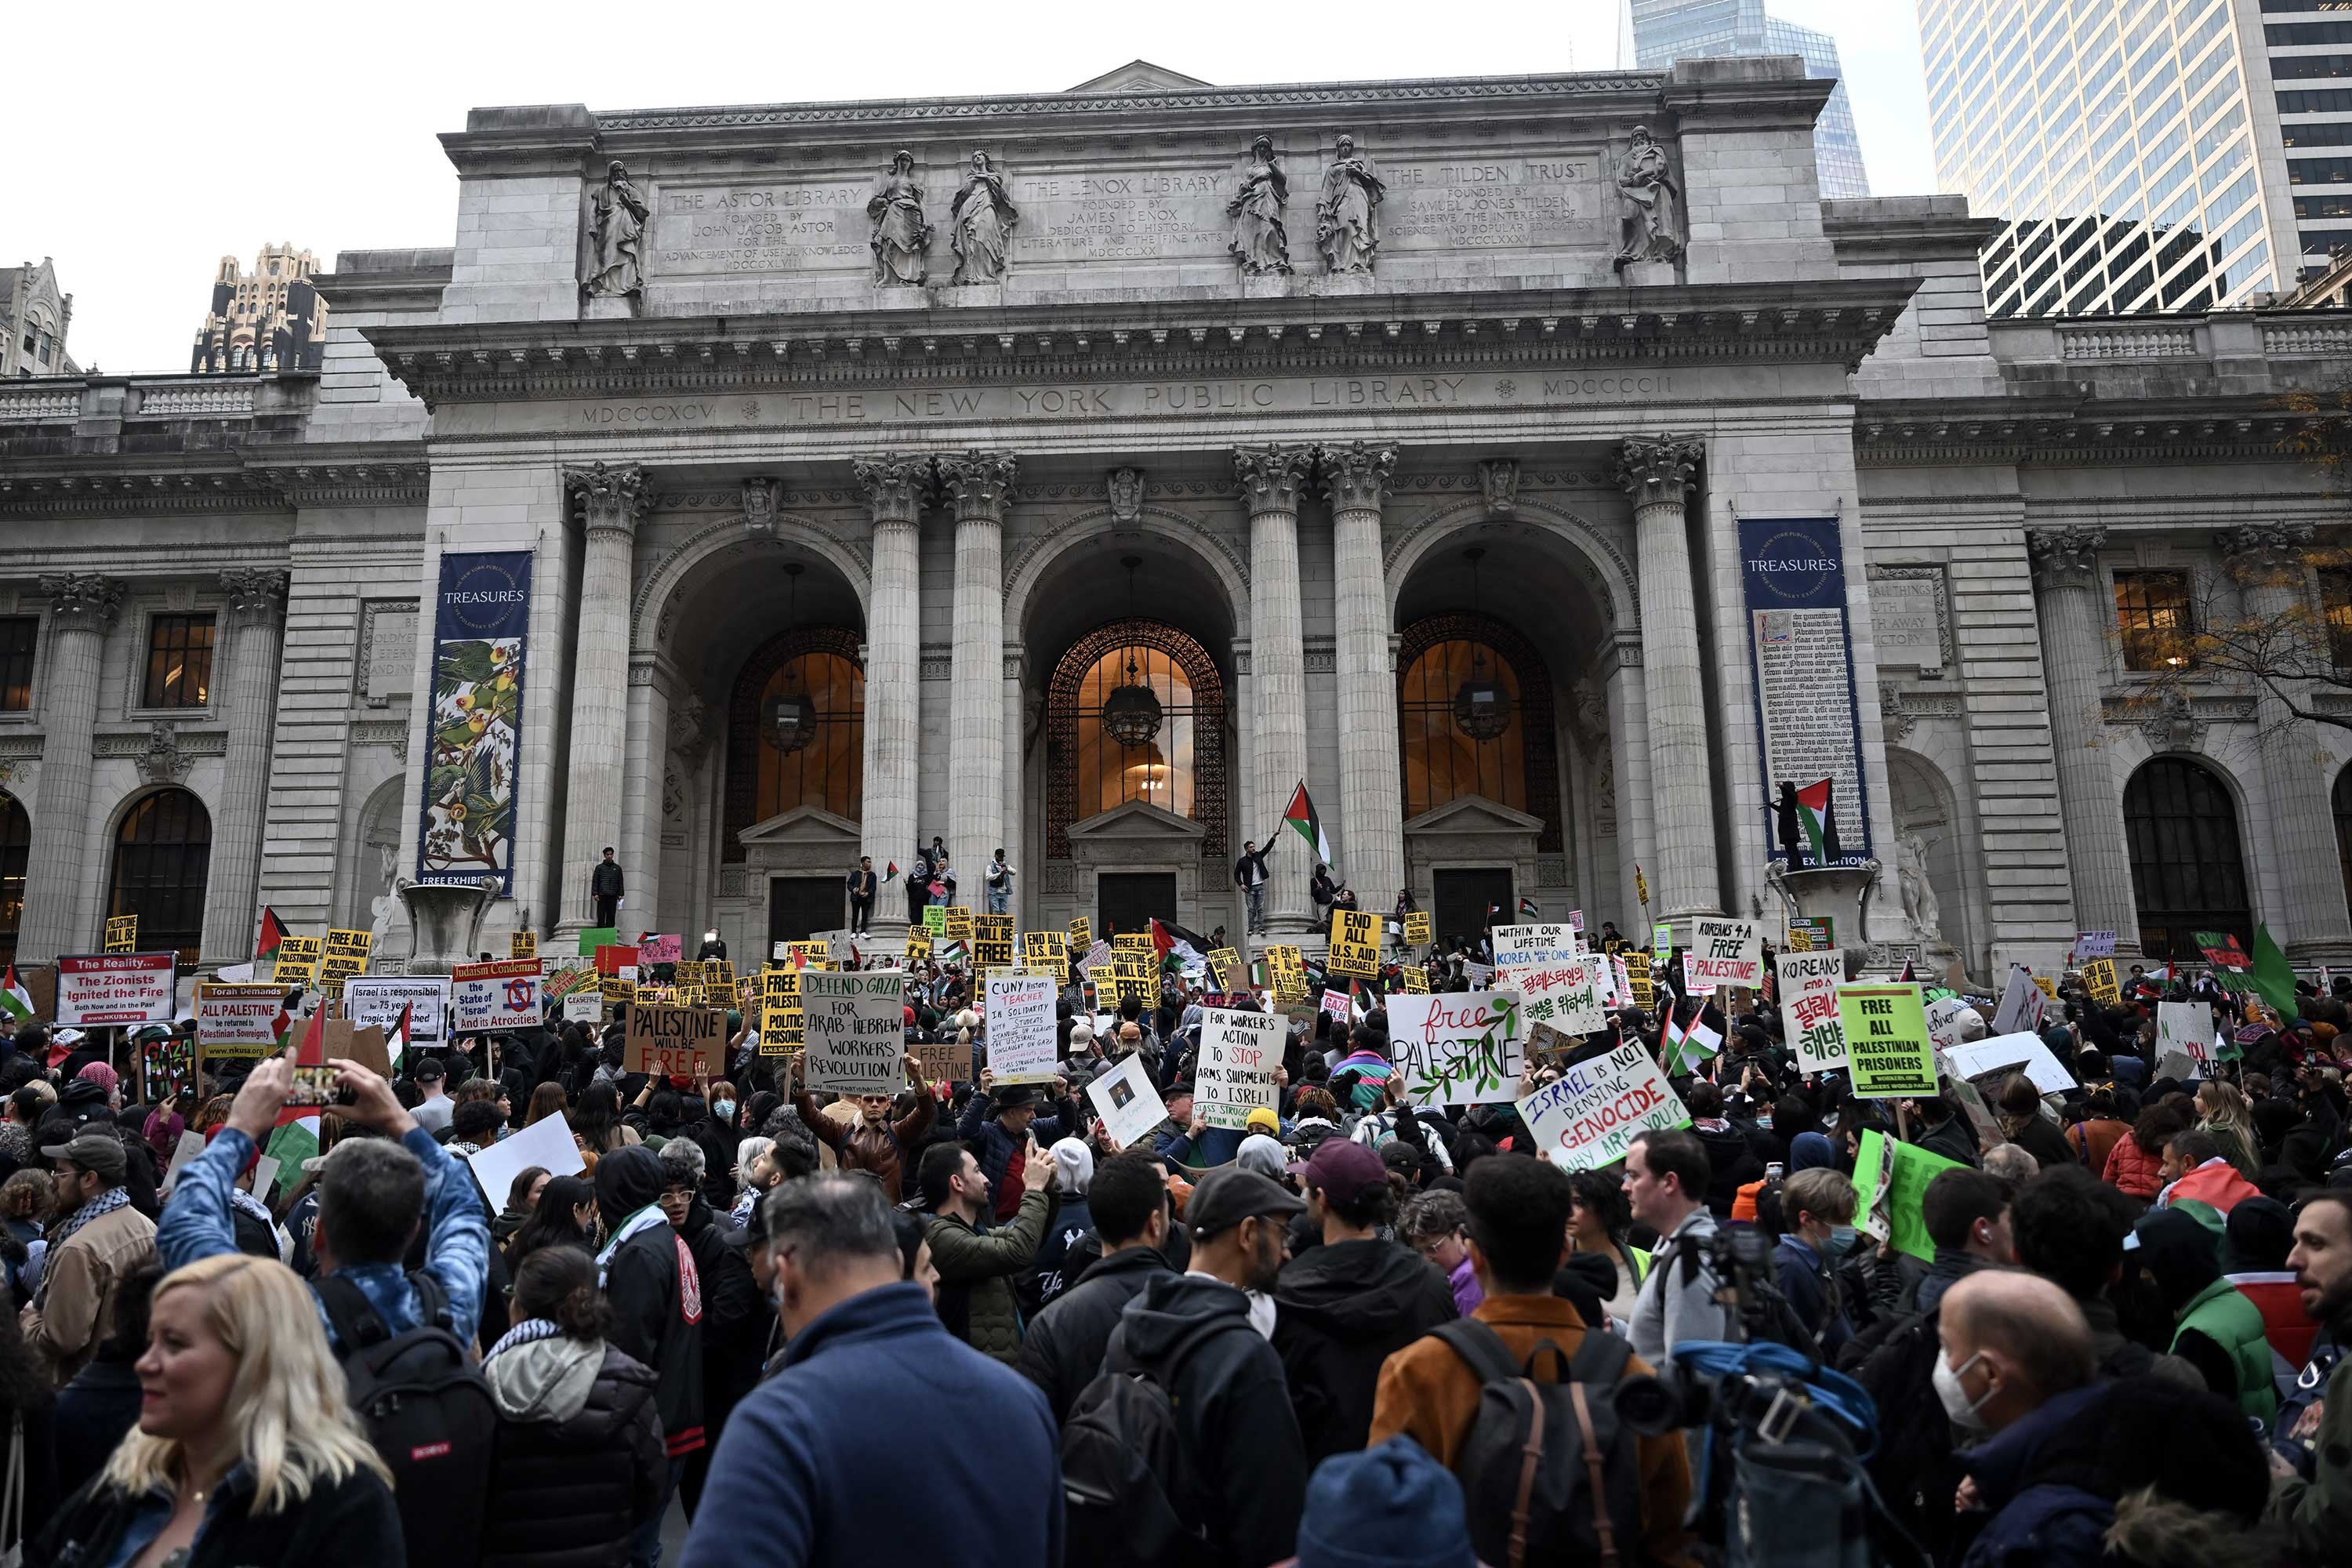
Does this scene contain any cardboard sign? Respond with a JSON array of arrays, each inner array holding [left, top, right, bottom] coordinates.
[[507, 931, 537, 961], [1623, 951, 1654, 1011], [1400, 965, 1430, 994], [637, 933, 683, 966], [624, 1004, 724, 1077], [1519, 1038, 1691, 1171], [1327, 909, 1381, 978], [57, 952, 178, 1025], [2079, 957, 2119, 1005], [942, 906, 975, 942], [1206, 947, 1244, 993], [462, 1104, 586, 1207], [1197, 1007, 1283, 1129], [914, 1037, 972, 1084], [1946, 1031, 2077, 1096], [103, 915, 138, 953], [1403, 911, 1433, 947], [1838, 984, 1934, 1098], [318, 929, 373, 996], [452, 958, 542, 1032], [271, 935, 322, 987], [1936, 1049, 2009, 1149], [1991, 965, 2046, 1036], [1501, 957, 1608, 1038], [1024, 930, 1070, 981], [1065, 916, 1091, 951], [1087, 1053, 1168, 1151], [985, 969, 1060, 1084], [1775, 949, 1849, 1073], [800, 971, 906, 1094], [1387, 991, 1525, 1105], [194, 983, 285, 1056], [1687, 918, 1763, 989], [2158, 1000, 2214, 1069], [2074, 930, 2117, 960]]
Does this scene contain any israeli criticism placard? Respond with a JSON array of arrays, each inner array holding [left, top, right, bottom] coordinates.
[[1386, 991, 1524, 1105], [1686, 917, 1762, 990], [801, 970, 906, 1096], [1739, 517, 1871, 866], [1196, 1007, 1283, 1129], [57, 953, 176, 1026], [451, 958, 541, 1033], [1519, 1040, 1691, 1171], [417, 550, 533, 896], [343, 978, 450, 1045]]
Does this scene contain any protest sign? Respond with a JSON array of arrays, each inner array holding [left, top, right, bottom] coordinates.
[[922, 906, 948, 936], [1065, 916, 1091, 951], [1849, 1128, 1968, 1261], [1518, 1039, 1690, 1170], [1566, 909, 1585, 935], [1926, 995, 1974, 1052], [1652, 920, 1672, 954], [1386, 991, 1525, 1105], [1687, 917, 1762, 989], [162, 1131, 207, 1191], [1946, 1031, 2078, 1095], [760, 967, 803, 1055], [2157, 1000, 2213, 1069], [942, 906, 975, 942], [1327, 909, 1380, 978], [985, 969, 1059, 1084], [624, 1004, 724, 1077], [800, 971, 906, 1095], [634, 933, 679, 966], [1087, 1054, 1169, 1151], [1837, 984, 1934, 1098], [1400, 965, 1430, 994], [316, 929, 373, 997], [57, 953, 176, 1025], [1492, 924, 1581, 967], [1775, 949, 1849, 1072], [1501, 956, 1608, 1038], [1936, 1052, 2009, 1149], [1268, 945, 1308, 1002], [1785, 914, 1834, 953], [1624, 951, 1655, 1010], [914, 1037, 972, 1084], [103, 916, 138, 953], [600, 976, 633, 1004], [451, 958, 541, 1032], [593, 944, 638, 978], [1196, 1008, 1283, 1129], [1991, 965, 2046, 1036], [577, 926, 618, 956], [343, 978, 449, 1047], [1319, 987, 1352, 1025], [561, 992, 601, 1024], [902, 927, 931, 963], [1024, 930, 1069, 981], [194, 983, 285, 1057], [463, 1105, 585, 1206], [271, 935, 322, 987], [252, 1156, 281, 1205], [2074, 930, 2117, 960], [2080, 958, 2118, 1004], [1206, 946, 1243, 992], [510, 931, 537, 961], [973, 915, 1015, 971], [1403, 911, 1433, 947]]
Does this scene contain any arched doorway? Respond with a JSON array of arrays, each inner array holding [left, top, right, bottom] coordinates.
[[0, 793, 27, 967], [2125, 757, 2250, 960], [110, 789, 212, 967]]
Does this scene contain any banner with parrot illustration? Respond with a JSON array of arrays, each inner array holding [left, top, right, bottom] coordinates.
[[418, 550, 533, 895]]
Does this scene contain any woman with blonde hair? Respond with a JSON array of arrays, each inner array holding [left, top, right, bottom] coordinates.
[[31, 1253, 401, 1566], [2194, 1078, 2260, 1178]]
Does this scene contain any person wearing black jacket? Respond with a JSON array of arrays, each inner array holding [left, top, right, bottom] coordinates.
[[1234, 840, 1273, 935], [845, 855, 879, 935], [655, 1143, 760, 1519], [1271, 1139, 1457, 1464], [1013, 1151, 1175, 1423], [594, 1145, 702, 1568]]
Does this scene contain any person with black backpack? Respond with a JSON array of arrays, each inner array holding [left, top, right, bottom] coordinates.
[[154, 1047, 495, 1568], [1369, 1153, 1697, 1568]]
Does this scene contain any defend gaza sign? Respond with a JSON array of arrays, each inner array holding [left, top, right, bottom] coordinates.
[[800, 971, 906, 1097]]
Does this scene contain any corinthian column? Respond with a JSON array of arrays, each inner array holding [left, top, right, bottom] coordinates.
[[1234, 446, 1316, 933], [1322, 441, 1405, 913], [938, 452, 1015, 882], [2219, 522, 2352, 964], [556, 462, 647, 939], [1617, 437, 1720, 931], [201, 569, 289, 961], [2026, 525, 2137, 956], [853, 455, 929, 936], [18, 575, 122, 962]]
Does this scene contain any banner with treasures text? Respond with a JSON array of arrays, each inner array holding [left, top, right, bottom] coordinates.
[[417, 550, 533, 895]]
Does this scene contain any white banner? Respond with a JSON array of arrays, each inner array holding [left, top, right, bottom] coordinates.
[[984, 969, 1060, 1085], [1519, 1039, 1691, 1171], [1087, 1054, 1169, 1151], [344, 978, 451, 1044], [461, 1105, 586, 1207], [56, 953, 177, 1026], [1775, 949, 1849, 1072], [1386, 991, 1525, 1105], [1490, 924, 1582, 967], [451, 960, 541, 1033], [1500, 956, 1609, 1037], [1196, 1007, 1283, 1129], [801, 971, 907, 1096], [2156, 1000, 2214, 1069], [1990, 966, 2046, 1037], [194, 983, 285, 1054], [1944, 1030, 2077, 1096], [1686, 918, 1762, 990]]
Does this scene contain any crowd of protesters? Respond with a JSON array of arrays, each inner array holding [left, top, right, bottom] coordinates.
[[0, 917, 2339, 1567]]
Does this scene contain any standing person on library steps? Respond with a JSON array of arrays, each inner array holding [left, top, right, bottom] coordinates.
[[844, 855, 877, 936], [592, 848, 625, 931], [1235, 839, 1274, 936]]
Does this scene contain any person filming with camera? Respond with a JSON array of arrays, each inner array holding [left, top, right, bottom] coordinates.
[[1623, 1128, 1731, 1367]]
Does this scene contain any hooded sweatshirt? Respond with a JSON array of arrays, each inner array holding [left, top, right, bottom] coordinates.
[[487, 1330, 604, 1425], [593, 1146, 704, 1456], [1271, 1236, 1460, 1465]]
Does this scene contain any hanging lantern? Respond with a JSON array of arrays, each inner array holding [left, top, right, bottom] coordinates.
[[765, 690, 816, 753], [1452, 545, 1512, 741], [1102, 555, 1164, 747]]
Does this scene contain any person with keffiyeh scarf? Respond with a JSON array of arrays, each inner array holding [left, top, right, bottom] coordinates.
[[23, 1128, 154, 1385], [594, 1144, 702, 1567]]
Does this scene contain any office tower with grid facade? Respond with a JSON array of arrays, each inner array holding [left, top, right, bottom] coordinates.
[[1918, 0, 2323, 318], [1627, 0, 1872, 197]]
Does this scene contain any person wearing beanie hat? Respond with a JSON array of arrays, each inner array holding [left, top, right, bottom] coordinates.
[[1236, 1132, 1290, 1181], [1281, 1437, 1477, 1568], [2219, 1193, 2317, 1374], [1022, 1137, 1096, 1317]]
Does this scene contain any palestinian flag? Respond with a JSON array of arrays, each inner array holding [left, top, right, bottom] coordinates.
[[264, 1006, 326, 1174], [1149, 918, 1208, 974], [1795, 779, 1836, 865], [1897, 956, 1916, 983], [1519, 896, 1540, 918], [1284, 780, 1333, 865], [255, 906, 289, 960], [0, 967, 29, 1024], [884, 861, 898, 879], [388, 1003, 413, 1069], [1662, 1001, 1722, 1076]]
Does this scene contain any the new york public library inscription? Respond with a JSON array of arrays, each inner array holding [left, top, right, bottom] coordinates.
[[648, 154, 1605, 278]]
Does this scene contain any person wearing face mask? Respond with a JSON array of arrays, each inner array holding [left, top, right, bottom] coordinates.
[[1772, 1167, 1860, 1356]]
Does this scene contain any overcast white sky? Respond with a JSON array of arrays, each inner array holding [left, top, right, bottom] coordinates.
[[9, 0, 1936, 375]]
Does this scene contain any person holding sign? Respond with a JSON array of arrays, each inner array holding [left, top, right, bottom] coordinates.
[[956, 1073, 1084, 1223], [789, 1051, 935, 1204], [916, 1137, 1057, 1365]]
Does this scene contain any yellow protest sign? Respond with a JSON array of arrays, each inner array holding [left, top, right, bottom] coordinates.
[[318, 929, 373, 997], [2081, 958, 2119, 1005], [943, 906, 975, 942], [1206, 946, 1244, 992], [1269, 945, 1308, 1003], [272, 935, 323, 987], [903, 928, 932, 962], [1066, 917, 1091, 952], [2033, 975, 2058, 1001], [1022, 929, 1068, 981], [760, 967, 803, 1056], [510, 931, 538, 961], [1400, 965, 1430, 993], [973, 914, 1015, 971], [601, 976, 633, 1004], [103, 915, 138, 953], [1624, 951, 1655, 1011], [1403, 911, 1432, 948], [1327, 909, 1380, 978]]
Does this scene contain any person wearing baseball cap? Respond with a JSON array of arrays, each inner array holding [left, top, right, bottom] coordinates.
[[1102, 1166, 1308, 1566], [27, 1128, 156, 1383], [1272, 1139, 1457, 1464]]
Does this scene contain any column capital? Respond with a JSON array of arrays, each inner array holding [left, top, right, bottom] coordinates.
[[850, 453, 931, 526], [2025, 524, 2108, 590], [1233, 445, 1316, 514], [38, 573, 122, 635], [563, 461, 650, 537], [1616, 437, 1703, 510], [937, 451, 1018, 524], [1318, 441, 1396, 512], [2216, 521, 2316, 583], [219, 568, 290, 627]]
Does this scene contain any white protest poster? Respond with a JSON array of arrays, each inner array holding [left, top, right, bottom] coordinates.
[[1087, 1054, 1169, 1150], [1775, 949, 1849, 1072], [463, 1107, 586, 1207], [1944, 1030, 2078, 1096], [1501, 956, 1608, 1037], [1990, 965, 2045, 1037], [1385, 991, 1525, 1105], [800, 971, 907, 1096], [1518, 1039, 1691, 1171], [344, 978, 451, 1045], [450, 959, 541, 1032], [984, 969, 1060, 1085], [252, 1156, 281, 1204], [2157, 1001, 2213, 1069], [1934, 1050, 2008, 1149], [1196, 1007, 1283, 1129], [1491, 924, 1581, 967], [1926, 995, 1976, 1052], [562, 991, 603, 1024], [56, 953, 177, 1025], [161, 1131, 207, 1192], [1687, 918, 1762, 989]]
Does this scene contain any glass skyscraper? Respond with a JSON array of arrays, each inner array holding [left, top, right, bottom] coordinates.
[[1918, 0, 2315, 318], [1626, 0, 1872, 198]]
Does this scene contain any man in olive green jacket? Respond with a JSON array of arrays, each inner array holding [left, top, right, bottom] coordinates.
[[2270, 1191, 2352, 1553], [919, 1135, 1056, 1363]]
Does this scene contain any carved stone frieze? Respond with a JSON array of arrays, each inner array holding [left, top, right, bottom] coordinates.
[[2025, 525, 2107, 590]]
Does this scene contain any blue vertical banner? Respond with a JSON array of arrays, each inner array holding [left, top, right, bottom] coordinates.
[[1737, 518, 1872, 866], [418, 551, 534, 893]]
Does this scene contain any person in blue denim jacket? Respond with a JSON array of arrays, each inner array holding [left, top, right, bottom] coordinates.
[[156, 1049, 488, 1351]]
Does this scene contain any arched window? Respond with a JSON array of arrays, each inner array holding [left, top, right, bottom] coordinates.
[[2335, 764, 2352, 929], [1046, 620, 1227, 858], [109, 789, 211, 966], [1395, 614, 1563, 851], [0, 794, 28, 966], [2125, 758, 2249, 961], [723, 627, 864, 862]]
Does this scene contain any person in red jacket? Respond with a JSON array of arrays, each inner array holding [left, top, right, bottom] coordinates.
[[2103, 1102, 2187, 1203], [2221, 1195, 2317, 1374]]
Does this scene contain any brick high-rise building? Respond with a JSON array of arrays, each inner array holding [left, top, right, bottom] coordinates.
[[191, 245, 328, 373]]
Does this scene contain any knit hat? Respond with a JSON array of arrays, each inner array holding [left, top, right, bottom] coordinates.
[[1295, 1439, 1478, 1568], [75, 1062, 118, 1098], [1789, 1131, 1837, 1172], [1050, 1136, 1093, 1196], [1236, 1133, 1290, 1180], [1245, 1105, 1281, 1135], [2223, 1195, 2294, 1274]]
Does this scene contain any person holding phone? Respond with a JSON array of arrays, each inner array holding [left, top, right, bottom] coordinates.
[[914, 1134, 1057, 1365]]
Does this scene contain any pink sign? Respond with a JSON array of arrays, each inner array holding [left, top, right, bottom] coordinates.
[[637, 933, 682, 965]]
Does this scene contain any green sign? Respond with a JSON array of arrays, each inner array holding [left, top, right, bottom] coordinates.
[[579, 926, 619, 956], [1849, 1128, 1968, 1261], [1837, 983, 1935, 1098], [921, 905, 946, 935], [1652, 921, 1673, 954]]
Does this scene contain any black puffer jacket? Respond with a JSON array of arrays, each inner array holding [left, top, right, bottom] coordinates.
[[1012, 1244, 1174, 1424], [481, 1339, 666, 1568], [1270, 1237, 1459, 1464], [31, 1457, 402, 1568]]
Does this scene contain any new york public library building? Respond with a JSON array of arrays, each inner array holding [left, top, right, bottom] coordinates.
[[4, 53, 2352, 989]]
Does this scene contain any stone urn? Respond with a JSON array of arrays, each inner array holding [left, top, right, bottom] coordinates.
[[397, 876, 500, 975], [1763, 857, 1884, 971]]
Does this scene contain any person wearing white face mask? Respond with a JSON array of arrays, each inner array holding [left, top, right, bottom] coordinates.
[[1936, 1272, 2099, 1535]]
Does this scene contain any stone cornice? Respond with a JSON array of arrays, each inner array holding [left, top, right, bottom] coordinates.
[[0, 445, 430, 516], [365, 278, 1919, 408], [1853, 397, 2339, 468]]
